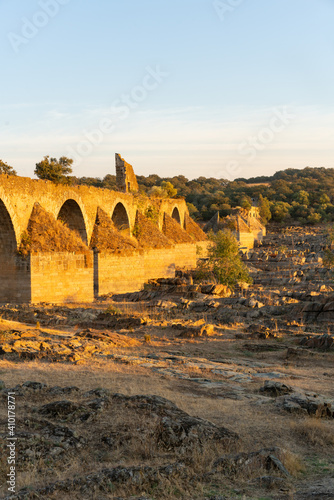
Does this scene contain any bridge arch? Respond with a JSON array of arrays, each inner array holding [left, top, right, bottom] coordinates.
[[0, 199, 17, 252], [0, 188, 19, 247], [57, 199, 88, 244], [171, 206, 181, 225], [0, 198, 19, 302], [111, 202, 130, 234]]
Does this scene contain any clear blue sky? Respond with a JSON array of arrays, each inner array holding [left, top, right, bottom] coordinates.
[[1, 0, 333, 180]]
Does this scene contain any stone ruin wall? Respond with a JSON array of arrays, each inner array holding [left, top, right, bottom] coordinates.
[[204, 206, 266, 251], [115, 153, 139, 193]]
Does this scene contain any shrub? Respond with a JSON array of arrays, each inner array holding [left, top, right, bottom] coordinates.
[[323, 224, 334, 268], [106, 305, 122, 316], [195, 230, 252, 290], [144, 205, 159, 225], [132, 223, 142, 238], [0, 330, 9, 342]]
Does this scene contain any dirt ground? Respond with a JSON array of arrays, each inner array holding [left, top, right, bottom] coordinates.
[[0, 227, 333, 499], [0, 300, 333, 500]]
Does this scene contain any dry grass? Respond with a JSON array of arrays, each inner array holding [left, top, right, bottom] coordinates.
[[1, 352, 326, 465], [290, 418, 334, 448], [90, 207, 138, 254], [134, 210, 172, 249], [282, 449, 306, 476], [162, 213, 194, 244], [0, 292, 333, 498], [0, 364, 237, 499], [184, 214, 207, 241], [19, 203, 88, 256], [0, 358, 153, 395]]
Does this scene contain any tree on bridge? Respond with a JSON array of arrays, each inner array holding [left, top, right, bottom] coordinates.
[[0, 159, 17, 176], [35, 156, 73, 184]]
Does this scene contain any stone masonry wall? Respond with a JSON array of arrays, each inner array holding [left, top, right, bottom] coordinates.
[[252, 228, 266, 242], [8, 241, 208, 303], [30, 252, 94, 303], [95, 242, 204, 296], [0, 256, 31, 303], [1, 241, 208, 303], [237, 232, 255, 250], [115, 154, 139, 193], [173, 244, 197, 270], [96, 248, 176, 295]]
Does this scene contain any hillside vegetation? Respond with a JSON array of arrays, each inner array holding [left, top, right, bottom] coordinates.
[[3, 162, 333, 225], [74, 166, 334, 225]]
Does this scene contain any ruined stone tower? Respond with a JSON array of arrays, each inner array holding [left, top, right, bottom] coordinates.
[[115, 153, 139, 193]]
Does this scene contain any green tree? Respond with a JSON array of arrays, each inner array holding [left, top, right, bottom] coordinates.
[[219, 203, 232, 216], [290, 202, 309, 222], [258, 194, 271, 224], [323, 225, 334, 268], [161, 181, 177, 198], [307, 212, 322, 225], [0, 159, 17, 176], [294, 190, 309, 205], [102, 174, 117, 190], [196, 231, 252, 289], [187, 202, 199, 218], [149, 181, 177, 198], [271, 201, 291, 222], [149, 186, 166, 198], [319, 193, 330, 205], [35, 156, 73, 184], [239, 196, 252, 210]]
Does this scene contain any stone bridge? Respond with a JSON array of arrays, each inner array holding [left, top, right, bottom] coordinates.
[[0, 174, 201, 303], [0, 174, 188, 250]]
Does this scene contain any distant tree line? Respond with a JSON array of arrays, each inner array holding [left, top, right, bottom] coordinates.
[[2, 157, 334, 225], [74, 166, 334, 225]]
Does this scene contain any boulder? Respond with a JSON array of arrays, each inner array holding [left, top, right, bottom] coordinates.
[[299, 334, 333, 350], [213, 447, 290, 478], [260, 380, 293, 397], [278, 392, 334, 418]]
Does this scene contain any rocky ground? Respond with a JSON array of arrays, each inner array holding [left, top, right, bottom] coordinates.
[[0, 226, 334, 499]]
